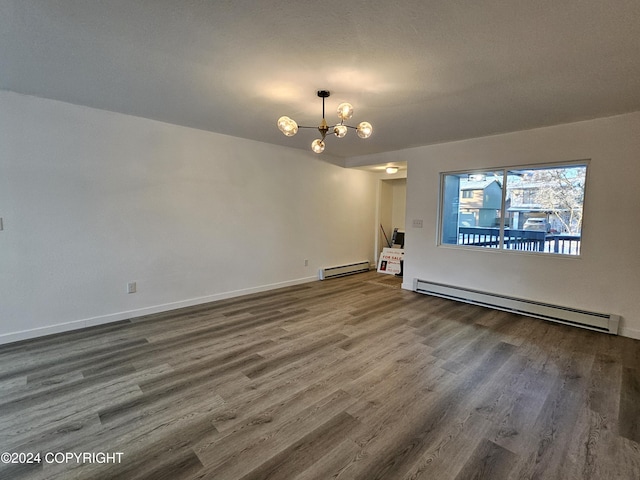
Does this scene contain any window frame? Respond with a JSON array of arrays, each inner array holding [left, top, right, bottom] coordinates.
[[437, 160, 590, 257]]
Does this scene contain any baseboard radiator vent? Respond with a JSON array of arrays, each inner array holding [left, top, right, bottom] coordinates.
[[414, 279, 620, 335], [319, 261, 370, 280]]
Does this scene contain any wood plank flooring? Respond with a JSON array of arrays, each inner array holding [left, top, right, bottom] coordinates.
[[1, 271, 639, 479]]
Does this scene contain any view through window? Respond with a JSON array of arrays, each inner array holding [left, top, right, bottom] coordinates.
[[440, 163, 587, 255]]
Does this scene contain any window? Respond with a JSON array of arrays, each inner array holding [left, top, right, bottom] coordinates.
[[439, 163, 587, 255]]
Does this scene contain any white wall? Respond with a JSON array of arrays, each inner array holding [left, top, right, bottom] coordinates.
[[350, 112, 640, 339], [0, 91, 378, 344], [378, 180, 393, 249], [390, 179, 406, 232]]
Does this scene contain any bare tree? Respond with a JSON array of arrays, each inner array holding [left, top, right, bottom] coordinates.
[[529, 167, 586, 234]]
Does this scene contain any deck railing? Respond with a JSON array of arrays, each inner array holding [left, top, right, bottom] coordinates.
[[457, 227, 581, 255]]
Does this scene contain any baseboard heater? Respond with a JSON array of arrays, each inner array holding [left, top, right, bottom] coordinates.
[[319, 261, 370, 280], [413, 279, 620, 335]]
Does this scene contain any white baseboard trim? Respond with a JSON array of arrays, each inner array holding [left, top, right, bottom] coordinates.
[[0, 275, 318, 346], [620, 325, 640, 340], [4, 275, 638, 344]]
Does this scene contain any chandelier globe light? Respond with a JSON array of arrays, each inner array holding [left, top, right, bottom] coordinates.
[[277, 116, 298, 136], [277, 90, 373, 153], [311, 139, 325, 154]]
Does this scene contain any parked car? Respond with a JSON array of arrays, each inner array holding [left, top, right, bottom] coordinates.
[[523, 218, 550, 232]]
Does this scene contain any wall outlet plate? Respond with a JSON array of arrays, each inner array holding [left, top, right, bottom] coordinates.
[[127, 282, 137, 294]]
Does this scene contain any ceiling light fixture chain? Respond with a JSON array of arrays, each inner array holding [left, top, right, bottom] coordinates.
[[277, 90, 373, 154]]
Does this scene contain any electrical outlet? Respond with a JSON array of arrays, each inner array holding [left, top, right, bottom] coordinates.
[[127, 282, 137, 294], [412, 219, 424, 228], [304, 259, 309, 267]]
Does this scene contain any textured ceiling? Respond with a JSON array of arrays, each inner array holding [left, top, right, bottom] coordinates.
[[2, 0, 639, 158]]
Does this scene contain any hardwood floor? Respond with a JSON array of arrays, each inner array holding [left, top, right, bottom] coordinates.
[[1, 271, 639, 479]]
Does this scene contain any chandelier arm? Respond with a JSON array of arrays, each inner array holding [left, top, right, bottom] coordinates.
[[297, 124, 368, 131]]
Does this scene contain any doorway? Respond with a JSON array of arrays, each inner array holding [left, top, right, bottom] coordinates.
[[377, 177, 407, 260]]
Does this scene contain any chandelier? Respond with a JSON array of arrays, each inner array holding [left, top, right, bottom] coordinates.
[[277, 90, 373, 154]]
